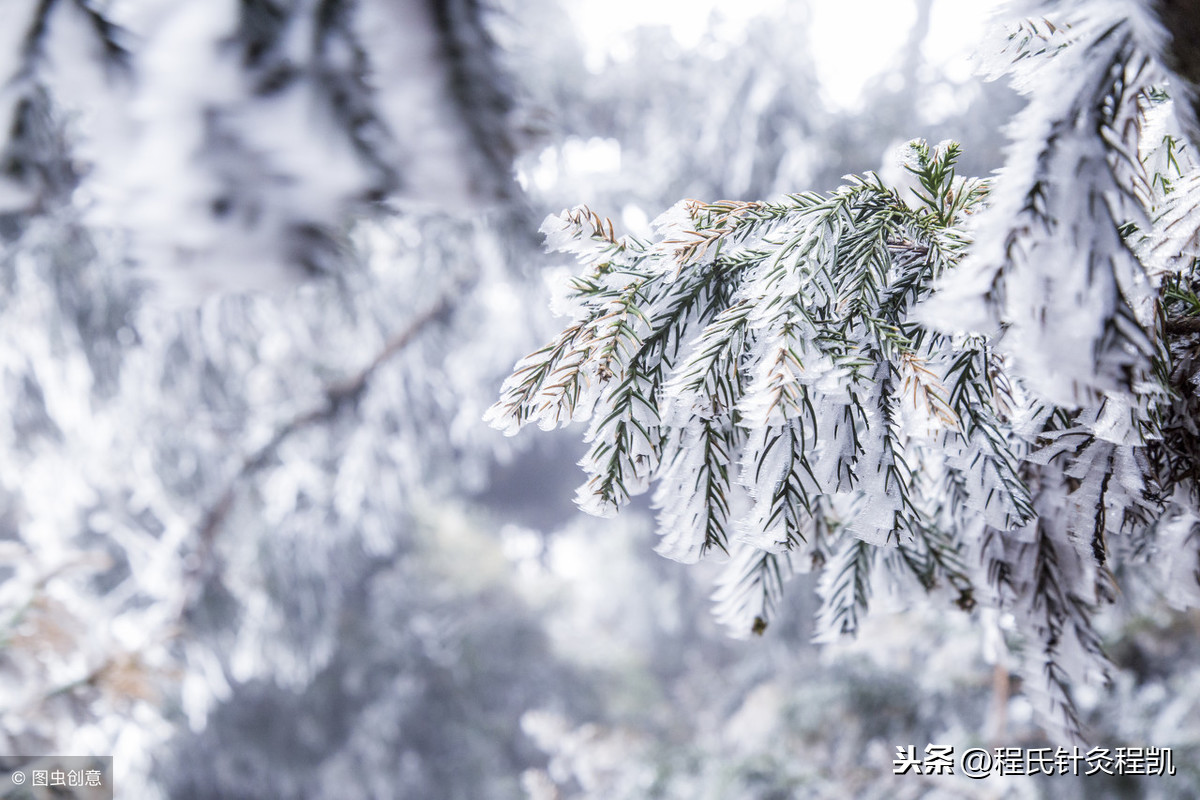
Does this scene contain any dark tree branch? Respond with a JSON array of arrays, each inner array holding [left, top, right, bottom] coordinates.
[[1150, 0, 1200, 143], [1165, 315, 1200, 335], [427, 0, 517, 202]]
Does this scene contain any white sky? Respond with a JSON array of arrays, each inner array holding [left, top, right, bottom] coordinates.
[[568, 0, 1006, 110], [567, 0, 784, 55]]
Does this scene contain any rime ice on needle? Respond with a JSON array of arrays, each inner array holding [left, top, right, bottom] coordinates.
[[492, 72, 1200, 741], [490, 142, 1007, 631], [483, 0, 1200, 744]]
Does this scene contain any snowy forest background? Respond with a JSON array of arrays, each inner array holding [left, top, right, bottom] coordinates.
[[1, 0, 1199, 798]]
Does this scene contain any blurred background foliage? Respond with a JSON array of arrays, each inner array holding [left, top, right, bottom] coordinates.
[[0, 1, 1196, 798]]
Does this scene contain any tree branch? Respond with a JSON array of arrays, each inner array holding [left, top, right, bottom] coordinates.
[[1150, 0, 1200, 144], [186, 291, 458, 590], [1165, 316, 1200, 335]]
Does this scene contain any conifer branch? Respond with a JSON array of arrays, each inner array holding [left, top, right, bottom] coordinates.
[[187, 289, 459, 593]]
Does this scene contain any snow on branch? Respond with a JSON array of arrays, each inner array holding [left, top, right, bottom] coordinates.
[[489, 0, 1200, 742], [490, 141, 1017, 598], [924, 8, 1164, 407], [0, 0, 519, 301], [491, 121, 1200, 738]]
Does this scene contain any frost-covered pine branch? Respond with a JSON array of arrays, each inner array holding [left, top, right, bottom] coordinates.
[[490, 144, 1021, 622], [492, 100, 1200, 738], [0, 0, 519, 301], [922, 3, 1166, 408]]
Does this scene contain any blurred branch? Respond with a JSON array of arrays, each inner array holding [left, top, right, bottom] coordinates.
[[1165, 316, 1200, 335], [1149, 0, 1200, 143], [186, 290, 459, 589]]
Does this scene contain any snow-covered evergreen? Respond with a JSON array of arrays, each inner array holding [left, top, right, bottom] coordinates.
[[493, 1, 1200, 740]]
